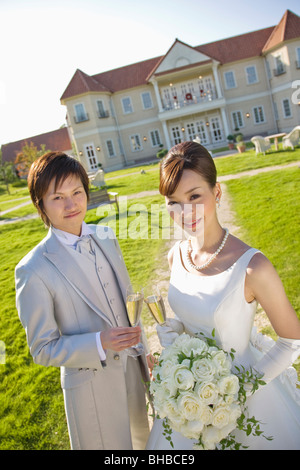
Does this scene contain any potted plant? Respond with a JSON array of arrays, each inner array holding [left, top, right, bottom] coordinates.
[[235, 134, 246, 153], [227, 135, 235, 150]]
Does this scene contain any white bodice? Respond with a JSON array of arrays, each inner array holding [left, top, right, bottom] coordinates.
[[168, 242, 260, 367]]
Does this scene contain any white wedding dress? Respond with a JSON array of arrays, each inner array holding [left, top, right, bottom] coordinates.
[[146, 243, 300, 450]]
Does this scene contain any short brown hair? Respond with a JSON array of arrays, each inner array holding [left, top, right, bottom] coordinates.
[[28, 152, 90, 227], [159, 141, 217, 196]]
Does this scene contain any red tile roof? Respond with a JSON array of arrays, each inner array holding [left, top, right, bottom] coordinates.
[[1, 127, 72, 163], [196, 27, 275, 64], [262, 9, 300, 52], [60, 10, 299, 100]]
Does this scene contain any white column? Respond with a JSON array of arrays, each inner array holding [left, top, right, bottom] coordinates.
[[212, 63, 223, 99], [162, 120, 171, 149], [220, 107, 230, 138], [151, 78, 163, 113]]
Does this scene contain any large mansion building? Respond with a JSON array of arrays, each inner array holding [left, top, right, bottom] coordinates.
[[61, 9, 300, 172]]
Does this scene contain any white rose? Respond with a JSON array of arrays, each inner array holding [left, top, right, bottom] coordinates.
[[191, 357, 216, 382], [163, 396, 181, 421], [201, 425, 221, 450], [173, 333, 191, 349], [177, 391, 204, 421], [212, 405, 230, 429], [195, 382, 219, 405], [218, 375, 240, 396], [171, 364, 194, 390], [211, 349, 231, 375], [180, 419, 204, 439], [228, 403, 242, 424], [177, 392, 212, 426], [160, 346, 180, 363], [181, 337, 208, 357], [159, 359, 177, 379]]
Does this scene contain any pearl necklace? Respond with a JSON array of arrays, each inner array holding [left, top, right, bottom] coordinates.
[[186, 228, 229, 271]]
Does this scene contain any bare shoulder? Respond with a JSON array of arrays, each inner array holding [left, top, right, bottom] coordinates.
[[247, 251, 276, 277], [246, 251, 282, 293]]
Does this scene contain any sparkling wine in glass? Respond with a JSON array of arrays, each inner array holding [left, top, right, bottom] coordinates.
[[145, 287, 166, 326], [126, 285, 144, 355]]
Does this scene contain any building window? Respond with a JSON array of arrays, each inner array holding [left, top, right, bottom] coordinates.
[[231, 111, 244, 129], [97, 100, 109, 118], [296, 47, 300, 68], [130, 134, 142, 151], [245, 66, 258, 84], [106, 140, 116, 157], [171, 126, 182, 145], [84, 144, 98, 170], [274, 55, 285, 76], [141, 92, 153, 109], [122, 97, 133, 114], [253, 106, 265, 124], [282, 99, 292, 118], [195, 121, 209, 145], [74, 103, 88, 123], [210, 117, 223, 142], [224, 71, 236, 89], [150, 130, 162, 147]]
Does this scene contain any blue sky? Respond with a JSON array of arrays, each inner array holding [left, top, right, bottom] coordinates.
[[1, 0, 299, 146]]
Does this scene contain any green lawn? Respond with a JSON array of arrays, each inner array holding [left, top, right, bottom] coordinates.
[[0, 147, 299, 449]]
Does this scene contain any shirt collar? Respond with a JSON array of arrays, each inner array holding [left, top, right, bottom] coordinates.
[[51, 222, 94, 247]]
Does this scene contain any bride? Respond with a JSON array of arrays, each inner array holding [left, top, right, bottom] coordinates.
[[146, 141, 300, 450]]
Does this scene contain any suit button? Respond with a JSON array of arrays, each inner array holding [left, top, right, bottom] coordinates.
[[114, 354, 120, 361]]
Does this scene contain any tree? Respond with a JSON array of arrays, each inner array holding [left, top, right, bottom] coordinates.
[[15, 141, 49, 178]]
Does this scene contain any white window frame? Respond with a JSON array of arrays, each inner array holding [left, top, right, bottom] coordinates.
[[84, 143, 98, 170], [224, 70, 236, 89], [96, 99, 108, 118], [282, 98, 292, 118], [121, 96, 133, 114], [253, 105, 266, 124], [209, 117, 223, 142], [141, 91, 153, 110], [296, 47, 300, 68], [149, 129, 162, 147], [74, 103, 88, 123], [245, 65, 258, 85], [106, 139, 116, 158], [274, 54, 285, 75], [231, 110, 244, 130], [195, 120, 209, 145], [129, 134, 142, 152]]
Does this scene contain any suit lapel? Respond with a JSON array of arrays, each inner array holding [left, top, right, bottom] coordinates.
[[90, 231, 131, 303], [43, 232, 114, 327]]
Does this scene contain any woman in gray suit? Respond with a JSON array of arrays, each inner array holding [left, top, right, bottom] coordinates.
[[15, 152, 151, 450]]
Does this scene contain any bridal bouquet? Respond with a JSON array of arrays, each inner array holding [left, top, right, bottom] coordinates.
[[150, 331, 269, 450]]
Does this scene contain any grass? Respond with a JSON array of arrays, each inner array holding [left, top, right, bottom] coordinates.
[[224, 166, 300, 319], [0, 147, 299, 449]]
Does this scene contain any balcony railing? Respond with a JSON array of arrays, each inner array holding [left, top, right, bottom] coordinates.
[[161, 90, 218, 112], [74, 113, 89, 123]]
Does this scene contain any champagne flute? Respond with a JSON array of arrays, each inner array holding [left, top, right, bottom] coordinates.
[[126, 284, 144, 355], [144, 286, 166, 326]]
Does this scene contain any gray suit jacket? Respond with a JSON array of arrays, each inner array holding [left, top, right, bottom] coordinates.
[[15, 225, 150, 449]]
